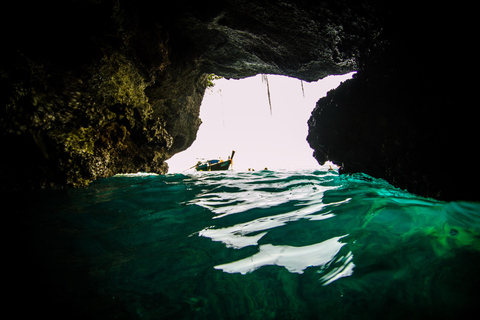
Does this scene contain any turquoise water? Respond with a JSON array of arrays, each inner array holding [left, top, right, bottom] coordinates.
[[9, 168, 480, 319]]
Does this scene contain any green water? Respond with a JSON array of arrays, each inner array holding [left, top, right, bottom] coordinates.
[[8, 169, 480, 319]]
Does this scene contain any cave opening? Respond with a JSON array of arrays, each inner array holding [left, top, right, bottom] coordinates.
[[167, 72, 355, 173]]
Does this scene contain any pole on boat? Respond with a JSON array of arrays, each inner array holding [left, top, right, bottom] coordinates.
[[230, 150, 235, 170], [183, 164, 197, 172]]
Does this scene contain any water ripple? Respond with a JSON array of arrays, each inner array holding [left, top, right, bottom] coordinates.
[[20, 167, 480, 319], [214, 235, 350, 275], [186, 169, 359, 282]]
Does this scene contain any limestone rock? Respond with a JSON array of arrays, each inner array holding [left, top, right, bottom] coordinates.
[[307, 4, 477, 201], [0, 0, 477, 201]]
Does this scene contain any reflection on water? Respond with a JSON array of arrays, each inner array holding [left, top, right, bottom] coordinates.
[[197, 199, 345, 249], [319, 250, 355, 285], [193, 171, 356, 284], [215, 235, 353, 277], [190, 172, 338, 218]]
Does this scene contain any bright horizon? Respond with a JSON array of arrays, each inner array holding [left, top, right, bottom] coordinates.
[[167, 72, 356, 173]]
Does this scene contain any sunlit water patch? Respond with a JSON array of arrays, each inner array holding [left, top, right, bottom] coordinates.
[[7, 168, 480, 319]]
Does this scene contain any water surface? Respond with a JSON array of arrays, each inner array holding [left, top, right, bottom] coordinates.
[[9, 168, 480, 319]]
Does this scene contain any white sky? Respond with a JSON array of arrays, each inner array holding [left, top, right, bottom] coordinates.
[[167, 72, 356, 173]]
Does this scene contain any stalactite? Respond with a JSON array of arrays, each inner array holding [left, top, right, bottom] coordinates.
[[261, 74, 272, 115]]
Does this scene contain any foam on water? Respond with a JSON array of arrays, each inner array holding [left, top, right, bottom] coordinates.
[[8, 167, 480, 319]]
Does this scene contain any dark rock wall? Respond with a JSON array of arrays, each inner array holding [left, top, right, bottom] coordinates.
[[1, 0, 476, 200], [307, 4, 477, 201], [1, 0, 208, 188], [308, 71, 477, 201]]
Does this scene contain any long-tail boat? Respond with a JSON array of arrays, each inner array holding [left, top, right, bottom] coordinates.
[[194, 150, 235, 171]]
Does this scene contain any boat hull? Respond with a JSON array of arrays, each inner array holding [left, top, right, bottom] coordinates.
[[196, 160, 232, 171]]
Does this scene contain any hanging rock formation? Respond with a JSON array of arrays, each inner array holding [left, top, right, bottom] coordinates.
[[0, 1, 476, 200]]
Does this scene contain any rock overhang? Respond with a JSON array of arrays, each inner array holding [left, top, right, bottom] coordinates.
[[1, 0, 477, 201]]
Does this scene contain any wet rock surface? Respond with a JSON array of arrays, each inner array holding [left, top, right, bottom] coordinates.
[[308, 70, 477, 201], [307, 4, 477, 201], [0, 0, 476, 200], [1, 0, 208, 188]]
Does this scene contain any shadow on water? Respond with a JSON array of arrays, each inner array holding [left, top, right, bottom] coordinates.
[[5, 170, 480, 319]]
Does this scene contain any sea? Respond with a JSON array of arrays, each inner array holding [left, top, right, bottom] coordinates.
[[8, 166, 480, 319]]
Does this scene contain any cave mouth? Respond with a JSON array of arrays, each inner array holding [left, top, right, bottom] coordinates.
[[167, 72, 356, 173]]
